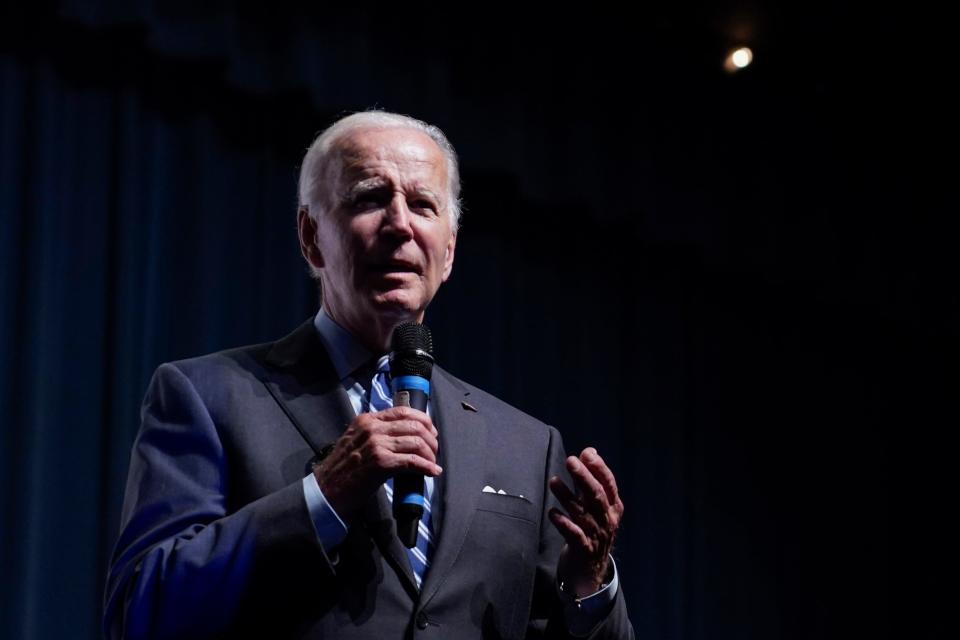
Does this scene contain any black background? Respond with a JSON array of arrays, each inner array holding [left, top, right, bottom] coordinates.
[[1, 2, 953, 638]]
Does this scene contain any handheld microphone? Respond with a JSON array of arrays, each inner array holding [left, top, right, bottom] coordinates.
[[389, 322, 435, 548]]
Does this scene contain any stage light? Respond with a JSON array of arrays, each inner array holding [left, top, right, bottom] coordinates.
[[724, 46, 753, 73]]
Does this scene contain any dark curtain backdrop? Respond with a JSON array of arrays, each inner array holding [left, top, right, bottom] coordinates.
[[1, 3, 952, 639]]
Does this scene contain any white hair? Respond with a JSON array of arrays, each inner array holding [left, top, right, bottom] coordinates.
[[298, 110, 462, 228]]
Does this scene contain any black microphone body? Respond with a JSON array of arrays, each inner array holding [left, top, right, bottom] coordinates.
[[389, 323, 435, 548]]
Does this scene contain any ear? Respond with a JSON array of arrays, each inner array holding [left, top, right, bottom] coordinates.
[[297, 206, 324, 270], [441, 228, 457, 282]]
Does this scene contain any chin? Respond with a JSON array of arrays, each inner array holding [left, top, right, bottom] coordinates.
[[370, 290, 427, 321]]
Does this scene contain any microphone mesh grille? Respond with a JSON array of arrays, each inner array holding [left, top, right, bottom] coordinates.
[[390, 323, 434, 379]]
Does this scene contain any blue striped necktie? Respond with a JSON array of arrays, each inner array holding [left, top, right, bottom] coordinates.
[[368, 356, 435, 588]]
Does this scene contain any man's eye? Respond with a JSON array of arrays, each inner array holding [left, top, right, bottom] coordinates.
[[410, 200, 437, 213], [350, 193, 387, 211]]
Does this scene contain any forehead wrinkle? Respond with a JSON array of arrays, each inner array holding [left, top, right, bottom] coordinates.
[[338, 133, 437, 168], [327, 130, 449, 208], [341, 164, 445, 202]]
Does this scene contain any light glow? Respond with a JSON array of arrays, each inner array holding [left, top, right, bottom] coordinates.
[[724, 46, 754, 73]]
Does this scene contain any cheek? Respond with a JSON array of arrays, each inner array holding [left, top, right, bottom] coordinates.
[[347, 221, 380, 252], [329, 225, 362, 259]]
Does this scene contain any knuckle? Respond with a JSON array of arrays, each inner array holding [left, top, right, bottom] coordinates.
[[356, 413, 374, 428], [419, 441, 434, 460], [354, 423, 373, 440], [414, 420, 431, 435]]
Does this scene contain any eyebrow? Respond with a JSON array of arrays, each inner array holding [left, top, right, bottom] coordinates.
[[345, 176, 387, 193], [337, 178, 389, 204], [340, 178, 442, 205]]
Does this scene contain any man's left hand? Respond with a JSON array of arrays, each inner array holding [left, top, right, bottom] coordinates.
[[548, 447, 624, 597]]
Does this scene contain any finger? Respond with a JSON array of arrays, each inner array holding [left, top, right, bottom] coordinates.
[[348, 416, 417, 446], [548, 508, 592, 552], [379, 420, 439, 454], [549, 476, 586, 519], [548, 477, 602, 542], [384, 434, 437, 464], [579, 448, 621, 507], [376, 406, 438, 436], [566, 455, 610, 516], [388, 451, 443, 477]]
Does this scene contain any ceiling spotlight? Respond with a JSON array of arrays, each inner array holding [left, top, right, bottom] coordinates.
[[724, 46, 753, 73]]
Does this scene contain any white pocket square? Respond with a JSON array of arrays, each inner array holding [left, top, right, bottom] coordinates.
[[482, 485, 524, 499]]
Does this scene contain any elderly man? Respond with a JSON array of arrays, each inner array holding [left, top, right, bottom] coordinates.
[[105, 111, 634, 639]]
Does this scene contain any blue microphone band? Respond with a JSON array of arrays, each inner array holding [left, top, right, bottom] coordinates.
[[392, 376, 430, 394], [400, 494, 426, 507]]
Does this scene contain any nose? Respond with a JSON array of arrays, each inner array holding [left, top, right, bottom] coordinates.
[[382, 193, 414, 240]]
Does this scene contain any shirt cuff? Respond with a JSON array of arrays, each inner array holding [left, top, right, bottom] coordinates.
[[302, 473, 349, 552], [557, 555, 620, 637]]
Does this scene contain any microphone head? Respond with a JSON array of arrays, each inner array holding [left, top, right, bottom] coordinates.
[[390, 323, 435, 380]]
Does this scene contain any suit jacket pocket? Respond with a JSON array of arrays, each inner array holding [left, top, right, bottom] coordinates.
[[466, 493, 539, 639], [475, 491, 537, 524]]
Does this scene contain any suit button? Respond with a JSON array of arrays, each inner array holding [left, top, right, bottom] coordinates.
[[416, 611, 429, 629]]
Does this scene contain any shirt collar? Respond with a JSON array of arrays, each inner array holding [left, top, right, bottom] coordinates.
[[313, 307, 374, 382]]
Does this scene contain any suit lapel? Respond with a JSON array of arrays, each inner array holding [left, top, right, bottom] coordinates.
[[262, 320, 356, 453], [363, 486, 421, 597], [261, 319, 420, 596], [419, 367, 488, 607]]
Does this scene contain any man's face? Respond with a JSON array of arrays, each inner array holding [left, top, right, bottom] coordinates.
[[305, 127, 457, 338]]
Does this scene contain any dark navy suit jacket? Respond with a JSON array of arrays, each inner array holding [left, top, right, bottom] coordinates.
[[104, 320, 634, 639]]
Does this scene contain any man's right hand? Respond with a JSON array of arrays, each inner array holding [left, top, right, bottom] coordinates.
[[314, 406, 441, 519]]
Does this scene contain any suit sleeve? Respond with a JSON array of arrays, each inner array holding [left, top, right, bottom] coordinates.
[[528, 426, 635, 640], [103, 362, 334, 640]]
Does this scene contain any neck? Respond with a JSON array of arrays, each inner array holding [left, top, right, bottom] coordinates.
[[325, 305, 424, 355]]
